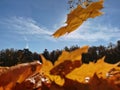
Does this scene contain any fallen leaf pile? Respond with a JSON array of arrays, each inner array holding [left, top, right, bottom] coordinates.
[[38, 46, 120, 90], [0, 46, 120, 90], [53, 0, 104, 38]]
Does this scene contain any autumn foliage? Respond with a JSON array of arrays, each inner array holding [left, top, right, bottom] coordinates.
[[53, 0, 104, 38], [0, 61, 42, 90], [0, 0, 120, 90], [0, 46, 120, 90]]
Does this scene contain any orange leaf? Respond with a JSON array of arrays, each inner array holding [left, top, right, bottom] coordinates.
[[53, 0, 104, 38], [54, 45, 89, 66], [0, 61, 42, 90], [66, 57, 119, 83]]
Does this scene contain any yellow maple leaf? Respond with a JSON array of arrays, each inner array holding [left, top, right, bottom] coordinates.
[[40, 45, 120, 87], [40, 46, 89, 86], [47, 74, 65, 86], [53, 0, 104, 38], [40, 54, 53, 74], [54, 45, 89, 66], [66, 57, 119, 83], [40, 55, 65, 86]]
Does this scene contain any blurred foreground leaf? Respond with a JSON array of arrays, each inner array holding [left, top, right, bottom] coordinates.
[[0, 61, 42, 90]]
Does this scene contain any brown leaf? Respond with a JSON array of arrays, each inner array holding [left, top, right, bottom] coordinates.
[[0, 61, 42, 90]]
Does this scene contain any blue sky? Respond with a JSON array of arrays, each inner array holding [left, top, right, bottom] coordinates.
[[0, 0, 120, 53]]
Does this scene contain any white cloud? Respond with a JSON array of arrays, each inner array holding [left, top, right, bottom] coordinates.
[[59, 21, 120, 42], [4, 16, 52, 36], [2, 17, 120, 43], [0, 16, 55, 42]]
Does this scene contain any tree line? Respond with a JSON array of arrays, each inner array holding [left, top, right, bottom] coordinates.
[[0, 49, 41, 66], [0, 40, 120, 67]]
